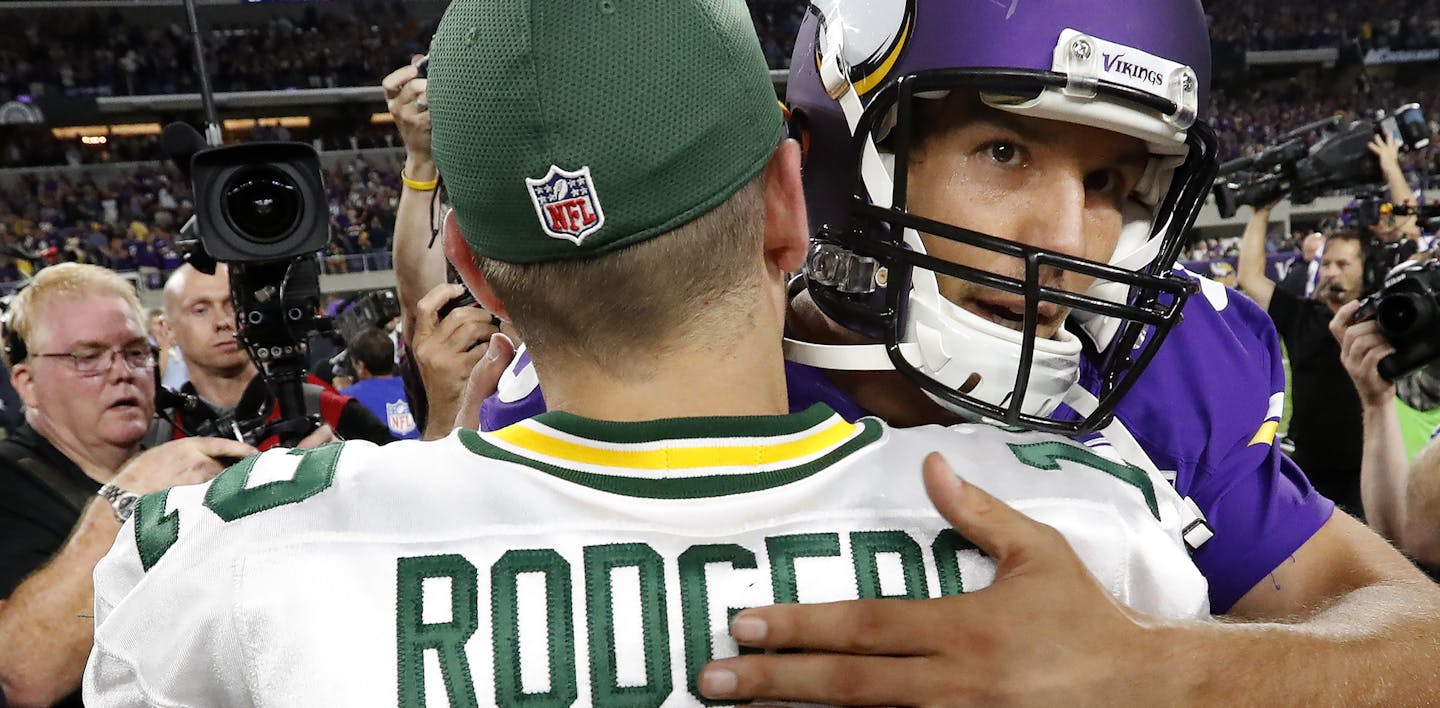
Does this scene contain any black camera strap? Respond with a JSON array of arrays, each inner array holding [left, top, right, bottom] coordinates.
[[0, 439, 95, 516]]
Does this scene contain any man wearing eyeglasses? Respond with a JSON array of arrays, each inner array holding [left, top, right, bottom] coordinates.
[[0, 263, 258, 708]]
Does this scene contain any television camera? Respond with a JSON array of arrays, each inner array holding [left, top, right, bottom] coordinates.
[[1213, 104, 1431, 219]]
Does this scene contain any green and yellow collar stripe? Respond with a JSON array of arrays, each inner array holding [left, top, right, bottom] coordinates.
[[457, 404, 884, 498], [488, 414, 857, 470]]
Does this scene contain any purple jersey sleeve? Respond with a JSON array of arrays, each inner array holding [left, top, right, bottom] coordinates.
[[1091, 270, 1335, 612], [479, 349, 865, 431]]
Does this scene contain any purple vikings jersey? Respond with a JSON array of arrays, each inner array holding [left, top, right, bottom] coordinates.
[[1071, 269, 1333, 612], [481, 271, 1333, 613], [482, 347, 869, 431]]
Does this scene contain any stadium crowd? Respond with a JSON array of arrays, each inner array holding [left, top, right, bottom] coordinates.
[[0, 0, 807, 105], [0, 2, 436, 101], [1208, 0, 1440, 52], [0, 156, 401, 289], [8, 0, 1440, 180]]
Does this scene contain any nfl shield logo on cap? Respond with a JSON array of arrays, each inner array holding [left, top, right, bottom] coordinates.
[[525, 165, 606, 245]]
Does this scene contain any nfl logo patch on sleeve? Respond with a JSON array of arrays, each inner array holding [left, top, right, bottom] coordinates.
[[525, 165, 606, 245]]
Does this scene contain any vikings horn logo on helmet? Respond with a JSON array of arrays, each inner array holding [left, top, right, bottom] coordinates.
[[811, 0, 917, 96]]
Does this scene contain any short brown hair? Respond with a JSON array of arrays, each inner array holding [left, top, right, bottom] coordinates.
[[347, 327, 397, 376], [7, 263, 144, 363], [477, 174, 766, 375]]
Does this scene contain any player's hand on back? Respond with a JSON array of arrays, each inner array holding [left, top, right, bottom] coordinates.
[[111, 437, 261, 495], [699, 453, 1159, 706]]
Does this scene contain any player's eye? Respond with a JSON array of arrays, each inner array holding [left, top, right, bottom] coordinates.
[[1084, 169, 1119, 194], [986, 142, 1020, 165]]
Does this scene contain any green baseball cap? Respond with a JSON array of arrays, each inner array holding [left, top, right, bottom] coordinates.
[[428, 0, 784, 264]]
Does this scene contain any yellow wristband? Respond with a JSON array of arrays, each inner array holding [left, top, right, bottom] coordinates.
[[402, 171, 440, 191]]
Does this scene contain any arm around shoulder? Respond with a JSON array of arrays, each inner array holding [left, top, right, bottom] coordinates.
[[1167, 510, 1440, 703]]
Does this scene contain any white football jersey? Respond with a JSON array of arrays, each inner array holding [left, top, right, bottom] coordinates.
[[86, 405, 1207, 707]]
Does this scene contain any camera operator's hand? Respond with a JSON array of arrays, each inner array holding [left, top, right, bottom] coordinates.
[[295, 424, 338, 449], [382, 57, 434, 182], [412, 283, 515, 439], [1252, 196, 1283, 219], [1369, 133, 1405, 175], [111, 437, 261, 496], [1331, 300, 1397, 408]]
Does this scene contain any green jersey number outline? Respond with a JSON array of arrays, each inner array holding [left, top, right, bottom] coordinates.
[[133, 443, 343, 571], [1006, 441, 1160, 520]]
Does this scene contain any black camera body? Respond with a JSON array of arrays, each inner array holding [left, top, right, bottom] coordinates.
[[1214, 104, 1430, 219], [1354, 259, 1440, 380], [176, 138, 334, 446], [190, 143, 330, 262]]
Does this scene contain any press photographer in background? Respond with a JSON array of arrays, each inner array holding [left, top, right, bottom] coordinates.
[[152, 263, 394, 449], [1239, 206, 1370, 515], [1232, 108, 1431, 517], [154, 123, 401, 450], [383, 57, 514, 439], [1334, 258, 1440, 572], [0, 264, 257, 708]]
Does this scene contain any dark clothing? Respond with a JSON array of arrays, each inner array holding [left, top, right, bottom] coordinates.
[[0, 359, 23, 436], [0, 423, 98, 708], [305, 331, 345, 384], [161, 374, 395, 449], [1268, 287, 1364, 515], [0, 424, 97, 598], [1276, 256, 1314, 297]]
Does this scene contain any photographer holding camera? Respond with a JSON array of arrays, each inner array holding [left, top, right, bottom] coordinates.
[[0, 264, 257, 708], [383, 58, 515, 439], [155, 263, 396, 449], [1332, 299, 1413, 545], [1239, 205, 1370, 515]]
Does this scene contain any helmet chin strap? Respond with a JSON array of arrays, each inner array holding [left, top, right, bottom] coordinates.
[[783, 337, 922, 371], [818, 17, 894, 210]]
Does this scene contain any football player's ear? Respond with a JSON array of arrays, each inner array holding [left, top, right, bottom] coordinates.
[[763, 138, 809, 276], [442, 209, 510, 323]]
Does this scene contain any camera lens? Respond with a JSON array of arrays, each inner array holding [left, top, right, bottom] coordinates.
[[221, 167, 302, 243], [1376, 292, 1430, 339]]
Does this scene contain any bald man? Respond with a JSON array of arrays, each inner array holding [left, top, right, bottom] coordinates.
[[1278, 231, 1325, 298], [155, 264, 394, 449]]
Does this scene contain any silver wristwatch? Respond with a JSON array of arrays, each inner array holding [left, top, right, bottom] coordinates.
[[97, 483, 142, 523]]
